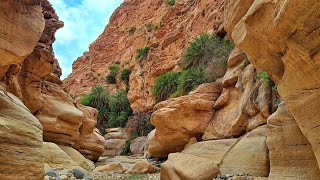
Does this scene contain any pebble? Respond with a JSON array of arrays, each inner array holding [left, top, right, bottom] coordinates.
[[70, 168, 85, 179], [46, 170, 58, 177]]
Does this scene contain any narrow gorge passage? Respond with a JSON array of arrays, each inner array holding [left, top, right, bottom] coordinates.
[[1, 0, 320, 180]]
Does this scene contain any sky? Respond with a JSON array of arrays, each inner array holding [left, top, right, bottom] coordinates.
[[51, 0, 123, 79]]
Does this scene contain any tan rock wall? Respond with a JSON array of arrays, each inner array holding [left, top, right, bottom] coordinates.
[[0, 0, 105, 165], [225, 0, 320, 171]]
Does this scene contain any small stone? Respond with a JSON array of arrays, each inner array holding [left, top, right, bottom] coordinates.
[[67, 173, 74, 178], [84, 177, 93, 180], [46, 170, 58, 177], [71, 168, 85, 179], [60, 175, 68, 180]]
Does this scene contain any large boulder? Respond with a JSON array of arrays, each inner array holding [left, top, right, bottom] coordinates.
[[0, 91, 44, 179], [224, 0, 320, 169], [125, 160, 157, 174], [93, 162, 127, 173], [267, 103, 320, 179], [35, 81, 84, 147], [161, 153, 220, 180], [58, 145, 95, 172], [43, 142, 84, 171], [103, 128, 130, 156], [219, 126, 269, 177], [76, 129, 105, 162], [181, 139, 238, 164], [147, 83, 222, 157], [130, 136, 147, 156]]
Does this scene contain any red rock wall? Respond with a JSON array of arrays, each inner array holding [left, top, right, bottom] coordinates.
[[64, 0, 226, 112]]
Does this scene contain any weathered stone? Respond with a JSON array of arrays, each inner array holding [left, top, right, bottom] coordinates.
[[219, 126, 269, 177], [43, 142, 85, 171], [103, 139, 127, 156], [225, 0, 320, 170], [126, 160, 157, 174], [148, 83, 222, 157], [130, 136, 147, 156], [0, 1, 45, 66], [76, 129, 105, 162], [227, 47, 247, 68], [161, 153, 220, 180], [0, 91, 44, 179], [93, 162, 127, 173], [58, 145, 95, 172], [181, 139, 238, 165], [267, 103, 320, 179]]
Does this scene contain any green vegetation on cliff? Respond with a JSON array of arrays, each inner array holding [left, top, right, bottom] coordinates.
[[152, 33, 233, 102], [151, 72, 180, 103], [182, 33, 233, 69], [80, 85, 132, 131], [135, 47, 150, 61]]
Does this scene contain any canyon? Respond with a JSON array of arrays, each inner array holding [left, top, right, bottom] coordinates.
[[1, 0, 320, 180]]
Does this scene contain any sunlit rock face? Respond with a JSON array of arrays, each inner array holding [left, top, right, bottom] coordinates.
[[147, 83, 223, 158], [63, 0, 226, 112], [0, 0, 105, 165], [0, 0, 45, 66], [0, 1, 45, 179], [225, 0, 320, 171]]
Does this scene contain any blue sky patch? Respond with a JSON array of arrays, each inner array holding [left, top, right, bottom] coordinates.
[[51, 0, 123, 79]]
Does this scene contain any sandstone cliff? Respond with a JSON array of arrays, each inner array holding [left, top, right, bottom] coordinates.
[[0, 1, 104, 178], [64, 0, 225, 112], [154, 0, 320, 179], [225, 0, 320, 177]]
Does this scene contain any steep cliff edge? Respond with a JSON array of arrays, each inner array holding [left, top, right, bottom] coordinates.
[[63, 0, 225, 112]]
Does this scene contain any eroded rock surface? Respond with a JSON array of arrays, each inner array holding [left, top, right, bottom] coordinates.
[[147, 83, 222, 157], [225, 0, 320, 171], [0, 0, 104, 168], [267, 103, 320, 179], [0, 91, 44, 179], [203, 51, 271, 140]]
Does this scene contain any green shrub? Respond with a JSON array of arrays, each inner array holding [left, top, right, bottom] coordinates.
[[80, 85, 109, 132], [80, 87, 133, 131], [121, 139, 132, 156], [107, 90, 133, 128], [256, 71, 271, 85], [106, 71, 117, 84], [106, 65, 120, 84], [167, 0, 175, 6], [182, 33, 233, 69], [128, 26, 136, 34], [80, 85, 109, 108], [151, 72, 180, 103], [174, 67, 205, 96], [120, 69, 132, 85], [135, 47, 150, 61], [108, 65, 119, 71]]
